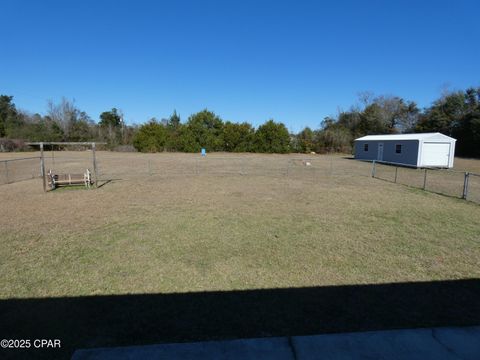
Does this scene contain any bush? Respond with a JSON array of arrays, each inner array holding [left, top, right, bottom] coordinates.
[[0, 138, 27, 152], [183, 110, 224, 152], [132, 120, 168, 152], [112, 145, 137, 152], [224, 122, 255, 152], [314, 127, 353, 153], [254, 120, 291, 153]]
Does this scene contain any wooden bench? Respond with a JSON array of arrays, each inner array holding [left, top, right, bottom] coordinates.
[[47, 169, 92, 190]]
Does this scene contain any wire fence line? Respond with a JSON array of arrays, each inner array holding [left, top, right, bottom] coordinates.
[[0, 151, 96, 186], [1, 153, 480, 204], [93, 156, 480, 204], [94, 156, 364, 181], [371, 160, 480, 204], [0, 157, 41, 185]]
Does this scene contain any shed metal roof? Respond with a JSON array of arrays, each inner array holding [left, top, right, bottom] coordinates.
[[355, 132, 456, 142]]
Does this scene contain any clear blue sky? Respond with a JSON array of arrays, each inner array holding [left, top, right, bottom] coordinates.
[[1, 0, 479, 132]]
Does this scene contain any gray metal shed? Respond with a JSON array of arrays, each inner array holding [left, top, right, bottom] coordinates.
[[354, 133, 456, 168]]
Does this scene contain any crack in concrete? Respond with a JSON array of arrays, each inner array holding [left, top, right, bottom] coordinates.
[[288, 336, 298, 360], [430, 328, 465, 360]]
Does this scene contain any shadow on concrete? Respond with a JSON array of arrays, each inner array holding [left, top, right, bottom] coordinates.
[[1, 279, 479, 359]]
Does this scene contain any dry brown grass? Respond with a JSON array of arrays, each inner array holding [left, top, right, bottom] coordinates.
[[0, 152, 479, 301], [372, 157, 480, 202], [454, 157, 480, 173]]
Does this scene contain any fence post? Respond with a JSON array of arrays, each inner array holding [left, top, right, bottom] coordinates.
[[462, 172, 470, 200], [394, 166, 398, 183], [423, 168, 428, 190], [4, 161, 9, 184], [371, 160, 376, 178], [92, 143, 98, 187], [40, 142, 47, 192]]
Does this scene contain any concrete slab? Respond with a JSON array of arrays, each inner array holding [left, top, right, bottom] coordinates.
[[72, 326, 480, 360], [292, 326, 480, 360], [71, 336, 294, 360]]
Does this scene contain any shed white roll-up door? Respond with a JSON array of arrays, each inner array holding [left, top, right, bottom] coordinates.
[[421, 142, 450, 167]]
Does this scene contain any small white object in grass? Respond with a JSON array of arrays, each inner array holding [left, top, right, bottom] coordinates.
[[305, 161, 311, 166]]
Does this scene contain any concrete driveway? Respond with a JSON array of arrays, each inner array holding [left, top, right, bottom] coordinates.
[[72, 325, 480, 360]]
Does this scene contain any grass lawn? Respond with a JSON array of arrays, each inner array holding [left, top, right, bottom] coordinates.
[[0, 152, 479, 359]]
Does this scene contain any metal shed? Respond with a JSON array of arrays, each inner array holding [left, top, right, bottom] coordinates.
[[354, 133, 456, 168]]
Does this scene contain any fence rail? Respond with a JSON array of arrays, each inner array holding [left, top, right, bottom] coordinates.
[[371, 160, 480, 204]]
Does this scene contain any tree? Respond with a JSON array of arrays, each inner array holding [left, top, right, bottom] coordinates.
[[166, 110, 182, 151], [336, 111, 361, 138], [183, 109, 224, 152], [371, 96, 403, 131], [461, 88, 480, 156], [416, 91, 467, 136], [175, 125, 197, 152], [325, 94, 420, 145], [99, 108, 121, 128], [455, 111, 480, 157], [69, 112, 95, 142], [417, 88, 480, 157], [315, 127, 352, 153], [132, 119, 168, 152], [312, 117, 354, 153], [8, 112, 64, 141], [47, 98, 79, 139], [99, 108, 122, 145], [223, 121, 255, 152], [296, 127, 315, 153], [3, 88, 480, 157], [168, 110, 181, 129], [254, 120, 290, 153], [41, 115, 64, 141], [0, 95, 19, 137], [358, 103, 390, 134], [396, 101, 420, 133]]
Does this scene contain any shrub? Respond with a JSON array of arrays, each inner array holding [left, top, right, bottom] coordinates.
[[0, 138, 27, 152], [254, 120, 291, 153], [183, 110, 224, 152], [132, 120, 168, 152], [224, 122, 255, 152]]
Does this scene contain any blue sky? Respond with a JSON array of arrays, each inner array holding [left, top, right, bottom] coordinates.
[[1, 0, 479, 132]]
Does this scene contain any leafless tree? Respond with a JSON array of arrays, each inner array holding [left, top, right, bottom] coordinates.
[[357, 91, 374, 108], [47, 97, 78, 138]]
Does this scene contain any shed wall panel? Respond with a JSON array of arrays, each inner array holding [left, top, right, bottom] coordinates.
[[355, 140, 419, 166]]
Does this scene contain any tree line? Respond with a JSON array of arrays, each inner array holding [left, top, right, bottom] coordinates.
[[1, 87, 479, 157], [132, 110, 291, 153], [298, 88, 480, 157]]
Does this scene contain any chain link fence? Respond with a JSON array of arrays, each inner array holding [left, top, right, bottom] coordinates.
[[42, 151, 95, 176], [1, 152, 480, 205], [372, 160, 480, 204], [466, 173, 480, 203], [0, 149, 95, 187], [0, 156, 41, 185], [93, 154, 368, 182]]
